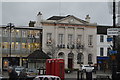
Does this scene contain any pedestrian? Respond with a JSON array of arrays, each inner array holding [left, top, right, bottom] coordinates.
[[8, 66, 18, 80], [103, 64, 106, 73], [18, 69, 27, 80]]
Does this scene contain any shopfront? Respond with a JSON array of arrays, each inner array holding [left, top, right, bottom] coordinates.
[[97, 56, 110, 70], [2, 57, 20, 70]]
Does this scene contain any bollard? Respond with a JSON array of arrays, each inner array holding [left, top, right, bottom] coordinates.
[[77, 70, 79, 80], [77, 70, 84, 80], [80, 71, 83, 80]]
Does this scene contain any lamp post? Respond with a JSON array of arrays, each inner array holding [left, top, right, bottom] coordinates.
[[112, 0, 117, 80], [6, 23, 15, 66]]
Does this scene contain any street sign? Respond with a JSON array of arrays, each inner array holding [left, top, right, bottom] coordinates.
[[107, 38, 113, 42], [109, 50, 117, 55], [107, 28, 120, 36]]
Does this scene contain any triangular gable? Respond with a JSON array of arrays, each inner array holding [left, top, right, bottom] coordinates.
[[56, 15, 89, 24]]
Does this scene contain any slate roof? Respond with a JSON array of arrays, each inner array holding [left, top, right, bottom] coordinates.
[[47, 16, 66, 20], [46, 15, 89, 24], [27, 50, 51, 59]]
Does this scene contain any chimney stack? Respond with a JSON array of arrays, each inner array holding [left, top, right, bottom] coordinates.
[[85, 14, 90, 23], [35, 12, 43, 26]]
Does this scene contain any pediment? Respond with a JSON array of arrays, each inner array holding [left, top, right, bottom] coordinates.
[[56, 15, 88, 24]]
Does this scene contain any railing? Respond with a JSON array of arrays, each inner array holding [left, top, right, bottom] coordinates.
[[57, 44, 65, 48]]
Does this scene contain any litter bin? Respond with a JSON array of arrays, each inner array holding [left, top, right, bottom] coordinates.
[[86, 68, 93, 80]]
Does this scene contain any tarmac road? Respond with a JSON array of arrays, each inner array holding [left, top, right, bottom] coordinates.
[[1, 70, 112, 80]]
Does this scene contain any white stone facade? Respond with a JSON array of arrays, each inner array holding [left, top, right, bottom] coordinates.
[[96, 26, 113, 70], [97, 35, 112, 56], [36, 13, 97, 69]]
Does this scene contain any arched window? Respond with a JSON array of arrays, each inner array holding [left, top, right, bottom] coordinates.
[[88, 54, 92, 64], [58, 52, 64, 59], [77, 53, 83, 64], [68, 53, 74, 59]]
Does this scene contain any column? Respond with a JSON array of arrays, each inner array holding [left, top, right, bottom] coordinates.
[[84, 52, 88, 65], [55, 26, 58, 58], [55, 26, 58, 45], [65, 52, 68, 68], [65, 27, 68, 48], [74, 27, 77, 48], [74, 52, 79, 69]]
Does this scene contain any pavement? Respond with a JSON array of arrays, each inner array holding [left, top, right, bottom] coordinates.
[[65, 70, 112, 80]]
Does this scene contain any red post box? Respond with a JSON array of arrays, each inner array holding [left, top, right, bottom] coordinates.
[[46, 59, 64, 80]]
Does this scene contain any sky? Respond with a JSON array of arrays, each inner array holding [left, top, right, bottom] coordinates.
[[0, 0, 2, 25], [0, 2, 115, 26]]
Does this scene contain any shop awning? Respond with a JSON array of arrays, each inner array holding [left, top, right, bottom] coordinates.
[[97, 56, 110, 60]]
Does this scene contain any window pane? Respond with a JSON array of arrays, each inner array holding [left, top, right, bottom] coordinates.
[[68, 34, 73, 44], [46, 33, 52, 44], [15, 30, 20, 37], [15, 42, 19, 49], [88, 35, 93, 46], [22, 43, 26, 48], [100, 35, 104, 42], [11, 42, 15, 49], [88, 54, 92, 62], [107, 48, 111, 56], [58, 34, 64, 44], [77, 35, 82, 44], [77, 53, 83, 63], [100, 47, 104, 56], [22, 31, 27, 37]]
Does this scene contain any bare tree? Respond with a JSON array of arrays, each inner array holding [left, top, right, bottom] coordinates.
[[47, 40, 61, 58]]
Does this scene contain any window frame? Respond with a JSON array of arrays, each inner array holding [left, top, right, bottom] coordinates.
[[100, 35, 104, 42], [100, 47, 104, 56], [46, 33, 52, 45], [88, 35, 93, 46]]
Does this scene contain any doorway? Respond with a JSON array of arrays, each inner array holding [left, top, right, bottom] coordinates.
[[68, 53, 74, 69]]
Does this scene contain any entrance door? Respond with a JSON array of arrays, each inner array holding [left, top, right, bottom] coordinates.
[[68, 58, 73, 69], [68, 53, 74, 69]]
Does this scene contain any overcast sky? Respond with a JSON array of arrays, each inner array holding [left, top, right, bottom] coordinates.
[[0, 2, 114, 26]]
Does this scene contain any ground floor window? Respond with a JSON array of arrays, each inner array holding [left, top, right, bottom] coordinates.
[[58, 52, 64, 59]]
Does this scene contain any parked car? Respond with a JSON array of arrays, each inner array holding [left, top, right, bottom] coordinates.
[[14, 66, 25, 76], [81, 65, 94, 72], [33, 75, 61, 80], [0, 76, 9, 80], [26, 68, 38, 77]]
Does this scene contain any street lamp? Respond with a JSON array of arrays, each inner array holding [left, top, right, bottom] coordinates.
[[112, 0, 117, 80], [6, 23, 15, 66]]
